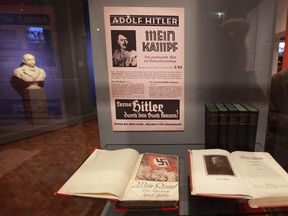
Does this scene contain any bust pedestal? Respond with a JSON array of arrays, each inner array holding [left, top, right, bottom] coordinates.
[[23, 88, 49, 124]]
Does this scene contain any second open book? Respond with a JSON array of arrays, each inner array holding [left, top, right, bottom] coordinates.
[[188, 149, 288, 208], [56, 148, 179, 209]]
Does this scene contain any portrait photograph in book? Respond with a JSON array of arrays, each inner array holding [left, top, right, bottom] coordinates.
[[204, 155, 235, 176]]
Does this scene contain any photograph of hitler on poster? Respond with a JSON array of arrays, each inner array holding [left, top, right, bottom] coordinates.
[[104, 7, 184, 131]]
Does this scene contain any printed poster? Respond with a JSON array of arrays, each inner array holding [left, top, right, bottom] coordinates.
[[104, 7, 184, 131]]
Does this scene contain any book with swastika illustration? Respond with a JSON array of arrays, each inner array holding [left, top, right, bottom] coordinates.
[[55, 148, 179, 210]]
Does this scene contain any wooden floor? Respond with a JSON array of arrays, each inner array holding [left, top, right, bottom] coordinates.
[[0, 120, 106, 216]]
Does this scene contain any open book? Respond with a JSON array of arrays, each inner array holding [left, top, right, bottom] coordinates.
[[56, 148, 179, 210], [188, 149, 288, 208]]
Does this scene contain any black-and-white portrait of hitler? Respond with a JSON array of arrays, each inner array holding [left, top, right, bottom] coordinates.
[[111, 30, 137, 67], [204, 155, 235, 176]]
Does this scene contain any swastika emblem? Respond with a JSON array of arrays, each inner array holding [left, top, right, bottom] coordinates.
[[153, 157, 169, 167]]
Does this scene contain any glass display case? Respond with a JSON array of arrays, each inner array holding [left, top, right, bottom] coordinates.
[[1, 0, 288, 215], [0, 0, 97, 144]]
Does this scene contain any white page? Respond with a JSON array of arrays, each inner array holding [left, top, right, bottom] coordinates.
[[190, 149, 250, 197], [58, 148, 139, 199], [231, 151, 288, 199]]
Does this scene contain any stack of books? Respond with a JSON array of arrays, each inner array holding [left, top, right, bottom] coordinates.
[[205, 103, 259, 152]]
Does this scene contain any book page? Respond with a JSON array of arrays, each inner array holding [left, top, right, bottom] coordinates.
[[57, 148, 139, 199], [122, 153, 179, 201], [231, 151, 288, 200], [189, 149, 250, 197]]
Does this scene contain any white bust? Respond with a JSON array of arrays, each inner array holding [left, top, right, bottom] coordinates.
[[13, 53, 46, 89]]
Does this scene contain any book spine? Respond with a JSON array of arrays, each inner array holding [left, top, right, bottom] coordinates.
[[215, 103, 228, 150], [188, 150, 194, 195], [241, 103, 259, 152], [233, 103, 248, 151], [205, 103, 219, 149], [224, 103, 238, 152]]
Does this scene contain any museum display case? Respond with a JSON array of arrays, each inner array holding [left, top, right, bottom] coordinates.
[[0, 0, 97, 144], [1, 0, 288, 215]]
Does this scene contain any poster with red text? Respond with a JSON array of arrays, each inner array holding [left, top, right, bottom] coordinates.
[[104, 7, 184, 131]]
